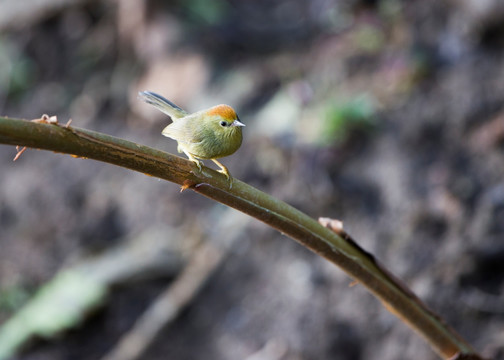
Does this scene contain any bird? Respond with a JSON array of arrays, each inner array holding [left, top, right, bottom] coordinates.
[[138, 91, 245, 182]]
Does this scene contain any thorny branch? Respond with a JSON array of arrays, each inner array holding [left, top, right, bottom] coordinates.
[[0, 116, 486, 360]]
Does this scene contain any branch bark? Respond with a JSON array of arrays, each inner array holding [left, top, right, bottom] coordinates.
[[0, 116, 484, 359]]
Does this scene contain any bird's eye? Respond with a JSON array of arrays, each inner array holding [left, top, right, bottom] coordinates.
[[219, 121, 227, 127]]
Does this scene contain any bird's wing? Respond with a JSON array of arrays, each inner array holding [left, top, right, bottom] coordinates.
[[161, 116, 205, 145]]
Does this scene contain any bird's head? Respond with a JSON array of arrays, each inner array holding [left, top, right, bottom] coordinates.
[[207, 105, 245, 134]]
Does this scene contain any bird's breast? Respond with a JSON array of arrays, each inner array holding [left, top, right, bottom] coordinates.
[[188, 128, 242, 159]]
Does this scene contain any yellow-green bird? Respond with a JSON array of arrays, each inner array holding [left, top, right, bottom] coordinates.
[[138, 91, 245, 180]]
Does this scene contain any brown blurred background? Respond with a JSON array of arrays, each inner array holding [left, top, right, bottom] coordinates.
[[1, 0, 504, 359]]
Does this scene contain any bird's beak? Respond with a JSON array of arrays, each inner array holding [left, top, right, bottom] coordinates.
[[231, 119, 245, 127]]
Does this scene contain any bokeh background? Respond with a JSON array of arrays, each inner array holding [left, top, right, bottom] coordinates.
[[1, 0, 504, 359]]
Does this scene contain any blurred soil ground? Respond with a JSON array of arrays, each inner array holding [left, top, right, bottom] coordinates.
[[1, 0, 504, 359]]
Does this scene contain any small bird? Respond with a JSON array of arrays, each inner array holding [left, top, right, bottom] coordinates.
[[138, 91, 245, 181]]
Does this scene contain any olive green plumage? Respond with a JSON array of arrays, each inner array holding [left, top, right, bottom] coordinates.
[[138, 91, 245, 180]]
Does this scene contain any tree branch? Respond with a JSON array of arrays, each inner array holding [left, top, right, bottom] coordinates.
[[0, 116, 484, 359]]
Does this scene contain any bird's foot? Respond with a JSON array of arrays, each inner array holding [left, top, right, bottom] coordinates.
[[212, 159, 233, 189], [218, 169, 234, 187], [191, 159, 203, 172]]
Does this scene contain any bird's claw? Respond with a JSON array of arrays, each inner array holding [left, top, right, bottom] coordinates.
[[218, 169, 233, 189], [192, 159, 203, 172]]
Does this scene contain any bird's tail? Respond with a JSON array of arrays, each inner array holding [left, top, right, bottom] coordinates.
[[138, 91, 188, 119]]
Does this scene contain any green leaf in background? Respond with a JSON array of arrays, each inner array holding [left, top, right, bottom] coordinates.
[[320, 94, 377, 145], [0, 38, 37, 97], [182, 0, 230, 25], [0, 270, 107, 360]]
